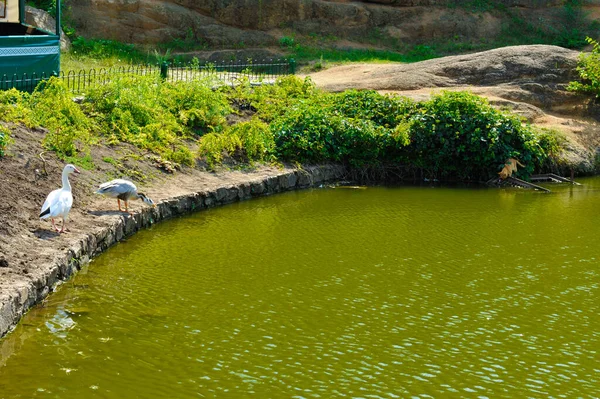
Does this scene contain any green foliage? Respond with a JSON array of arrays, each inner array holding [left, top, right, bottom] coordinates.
[[64, 153, 95, 170], [0, 125, 12, 157], [0, 69, 564, 179], [279, 36, 296, 48], [226, 75, 319, 121], [497, 1, 599, 50], [161, 80, 232, 134], [167, 146, 195, 166], [84, 75, 230, 162], [28, 0, 56, 15], [406, 91, 543, 179], [0, 89, 33, 126], [329, 90, 417, 128], [270, 101, 392, 167], [198, 118, 275, 168], [29, 78, 93, 158], [568, 37, 600, 97], [533, 126, 568, 171], [266, 87, 551, 178], [71, 37, 143, 62]]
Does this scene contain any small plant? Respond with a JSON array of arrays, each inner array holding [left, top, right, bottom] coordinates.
[[279, 36, 295, 48], [0, 125, 11, 157]]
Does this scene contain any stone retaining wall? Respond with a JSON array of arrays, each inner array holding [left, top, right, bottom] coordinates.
[[0, 164, 345, 338]]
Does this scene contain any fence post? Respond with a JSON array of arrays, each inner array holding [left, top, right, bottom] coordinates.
[[160, 62, 169, 80], [289, 58, 296, 75]]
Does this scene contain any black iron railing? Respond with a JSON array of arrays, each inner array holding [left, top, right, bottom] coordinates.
[[0, 58, 296, 93]]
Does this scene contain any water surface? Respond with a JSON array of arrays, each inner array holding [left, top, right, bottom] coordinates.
[[1, 180, 600, 398]]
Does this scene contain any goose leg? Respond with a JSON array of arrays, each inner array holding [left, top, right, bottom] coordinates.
[[61, 217, 70, 233], [51, 218, 60, 232]]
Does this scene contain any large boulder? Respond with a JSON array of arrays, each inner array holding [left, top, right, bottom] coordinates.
[[25, 6, 71, 52]]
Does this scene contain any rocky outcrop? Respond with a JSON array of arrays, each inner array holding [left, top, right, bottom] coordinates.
[[308, 45, 582, 111], [25, 6, 71, 51], [67, 0, 586, 47]]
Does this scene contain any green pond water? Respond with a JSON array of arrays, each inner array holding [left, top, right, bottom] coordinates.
[[1, 180, 600, 398]]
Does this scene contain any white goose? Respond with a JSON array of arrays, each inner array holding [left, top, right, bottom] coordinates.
[[95, 179, 155, 213], [39, 164, 80, 233]]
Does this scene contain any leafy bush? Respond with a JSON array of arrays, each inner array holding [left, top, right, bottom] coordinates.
[[226, 75, 319, 121], [84, 75, 230, 163], [568, 37, 600, 98], [0, 89, 33, 126], [29, 78, 93, 157], [329, 90, 417, 128], [533, 127, 568, 172], [198, 118, 275, 168], [159, 79, 231, 134], [406, 91, 543, 179], [71, 37, 141, 62], [279, 36, 295, 48], [270, 101, 393, 167]]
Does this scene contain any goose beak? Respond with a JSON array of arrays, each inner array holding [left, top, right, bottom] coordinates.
[[74, 168, 81, 175]]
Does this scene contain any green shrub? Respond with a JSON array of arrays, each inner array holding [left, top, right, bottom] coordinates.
[[270, 101, 392, 167], [29, 78, 93, 157], [568, 37, 600, 98], [279, 36, 295, 48], [406, 91, 544, 179], [329, 90, 417, 128], [534, 127, 568, 171], [84, 75, 230, 162], [159, 79, 231, 134], [198, 118, 275, 168], [228, 75, 319, 121], [0, 88, 33, 126]]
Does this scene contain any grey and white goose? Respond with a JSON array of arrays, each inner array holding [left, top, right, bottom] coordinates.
[[95, 179, 155, 213]]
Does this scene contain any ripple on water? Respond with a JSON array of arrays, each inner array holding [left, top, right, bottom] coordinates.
[[1, 186, 600, 398]]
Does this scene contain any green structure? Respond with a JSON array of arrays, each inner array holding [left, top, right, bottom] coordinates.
[[0, 0, 61, 90]]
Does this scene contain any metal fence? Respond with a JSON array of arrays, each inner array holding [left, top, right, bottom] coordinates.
[[0, 58, 296, 93]]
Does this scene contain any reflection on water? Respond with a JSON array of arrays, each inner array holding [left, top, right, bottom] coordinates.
[[1, 179, 600, 398]]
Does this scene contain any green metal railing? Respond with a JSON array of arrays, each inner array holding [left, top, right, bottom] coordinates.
[[0, 58, 296, 93]]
